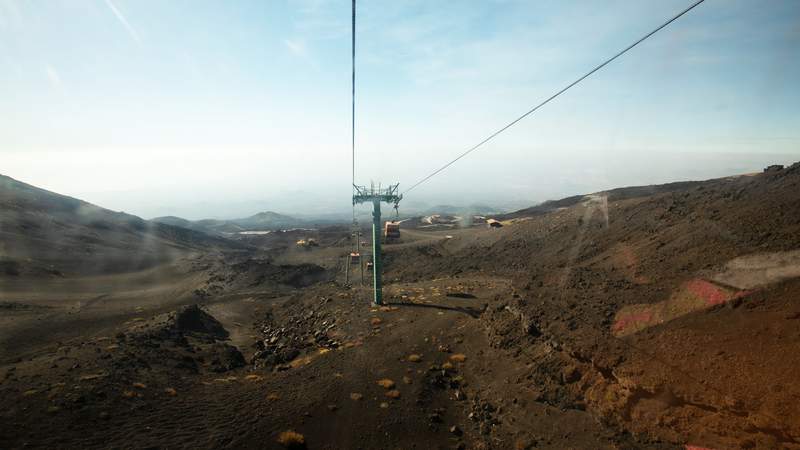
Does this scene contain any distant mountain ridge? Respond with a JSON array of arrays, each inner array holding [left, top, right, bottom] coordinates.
[[0, 174, 242, 276], [152, 211, 302, 235]]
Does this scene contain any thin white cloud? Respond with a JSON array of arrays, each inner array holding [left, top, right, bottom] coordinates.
[[284, 38, 307, 57], [45, 64, 62, 89], [283, 38, 318, 70], [104, 0, 141, 44]]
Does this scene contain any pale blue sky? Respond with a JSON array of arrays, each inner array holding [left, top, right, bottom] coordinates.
[[1, 0, 798, 218]]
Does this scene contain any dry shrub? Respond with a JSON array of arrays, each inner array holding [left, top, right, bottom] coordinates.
[[441, 362, 454, 371], [164, 387, 177, 396], [350, 392, 363, 401], [370, 317, 383, 326], [407, 354, 422, 362], [132, 382, 146, 389], [79, 373, 105, 381], [449, 353, 467, 363], [277, 430, 306, 449], [267, 393, 280, 401], [213, 376, 237, 383], [385, 390, 401, 399], [121, 390, 137, 399], [244, 374, 263, 382], [376, 379, 395, 389]]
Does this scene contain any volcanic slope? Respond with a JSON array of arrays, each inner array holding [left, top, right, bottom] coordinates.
[[383, 162, 800, 449], [1, 165, 799, 449], [0, 174, 240, 277], [0, 175, 291, 364]]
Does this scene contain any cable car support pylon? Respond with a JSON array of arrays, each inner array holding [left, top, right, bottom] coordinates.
[[353, 183, 402, 305]]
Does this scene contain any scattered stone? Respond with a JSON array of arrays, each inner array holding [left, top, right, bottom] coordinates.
[[561, 365, 581, 384], [253, 305, 339, 368], [164, 387, 177, 396], [349, 393, 363, 401], [407, 354, 422, 362], [449, 425, 462, 436]]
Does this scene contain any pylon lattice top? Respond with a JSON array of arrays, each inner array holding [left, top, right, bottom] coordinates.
[[352, 183, 402, 207]]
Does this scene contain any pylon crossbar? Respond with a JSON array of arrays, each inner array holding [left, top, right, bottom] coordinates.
[[352, 183, 402, 206]]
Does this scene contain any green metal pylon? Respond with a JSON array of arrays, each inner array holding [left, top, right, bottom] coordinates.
[[353, 182, 401, 305], [371, 199, 382, 304]]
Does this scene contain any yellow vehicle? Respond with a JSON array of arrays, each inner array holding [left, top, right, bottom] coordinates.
[[296, 238, 319, 248]]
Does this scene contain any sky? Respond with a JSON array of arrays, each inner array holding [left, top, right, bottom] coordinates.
[[1, 0, 799, 219]]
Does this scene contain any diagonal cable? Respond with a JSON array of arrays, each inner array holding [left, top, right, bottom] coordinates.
[[403, 0, 706, 195]]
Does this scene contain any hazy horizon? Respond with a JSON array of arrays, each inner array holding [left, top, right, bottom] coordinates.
[[4, 149, 797, 221], [2, 0, 798, 220]]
